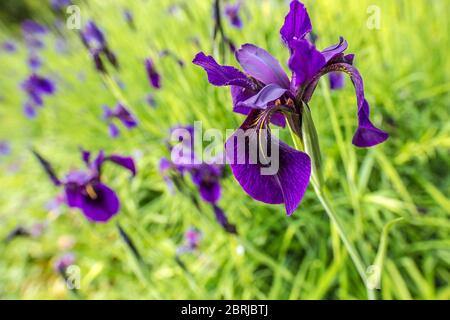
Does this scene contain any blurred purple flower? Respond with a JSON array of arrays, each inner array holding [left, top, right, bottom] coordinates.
[[33, 149, 136, 223], [21, 73, 55, 117], [1, 40, 17, 53], [146, 93, 157, 108], [0, 141, 10, 156], [144, 58, 161, 89], [21, 20, 48, 35], [176, 228, 202, 256], [224, 1, 243, 29], [103, 103, 138, 138], [54, 252, 75, 273], [51, 0, 72, 11], [329, 72, 345, 90]]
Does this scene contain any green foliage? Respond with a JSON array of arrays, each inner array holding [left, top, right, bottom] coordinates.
[[0, 0, 448, 299]]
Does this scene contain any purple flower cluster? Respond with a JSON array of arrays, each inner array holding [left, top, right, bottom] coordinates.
[[33, 149, 136, 223], [81, 21, 119, 73], [103, 103, 138, 138], [193, 0, 388, 215], [160, 126, 237, 234]]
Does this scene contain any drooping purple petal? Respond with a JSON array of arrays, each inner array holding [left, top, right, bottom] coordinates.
[[225, 112, 311, 215], [288, 39, 325, 89], [114, 103, 137, 128], [105, 155, 137, 177], [238, 84, 287, 109], [352, 99, 389, 147], [193, 52, 254, 88], [280, 0, 312, 46], [236, 44, 290, 88], [80, 183, 120, 223]]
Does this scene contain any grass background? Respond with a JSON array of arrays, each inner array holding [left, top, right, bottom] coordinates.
[[0, 0, 449, 299]]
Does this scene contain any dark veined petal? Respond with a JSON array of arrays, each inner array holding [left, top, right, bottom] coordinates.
[[321, 37, 348, 63], [280, 0, 312, 46], [193, 52, 253, 88], [80, 183, 120, 223], [238, 84, 287, 109], [288, 39, 326, 89], [225, 111, 311, 215], [235, 44, 290, 89]]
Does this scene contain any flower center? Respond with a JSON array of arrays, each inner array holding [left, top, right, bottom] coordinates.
[[85, 184, 98, 200]]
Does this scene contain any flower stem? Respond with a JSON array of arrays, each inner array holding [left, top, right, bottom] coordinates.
[[289, 125, 375, 300]]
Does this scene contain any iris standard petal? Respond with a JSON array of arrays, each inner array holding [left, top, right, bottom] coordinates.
[[193, 52, 254, 88], [280, 0, 312, 46], [321, 37, 348, 63], [288, 39, 326, 89], [235, 44, 290, 88]]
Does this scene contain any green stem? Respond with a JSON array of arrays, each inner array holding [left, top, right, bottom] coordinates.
[[289, 126, 375, 300]]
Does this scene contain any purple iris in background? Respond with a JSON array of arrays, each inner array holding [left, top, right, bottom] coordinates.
[[176, 228, 202, 255], [161, 126, 237, 234], [103, 103, 138, 138], [123, 9, 135, 30], [50, 0, 72, 11], [1, 40, 17, 53], [329, 72, 345, 90], [81, 21, 119, 73], [193, 0, 388, 215], [21, 73, 55, 118], [0, 141, 11, 156], [144, 58, 161, 89], [33, 149, 136, 223], [224, 1, 243, 29]]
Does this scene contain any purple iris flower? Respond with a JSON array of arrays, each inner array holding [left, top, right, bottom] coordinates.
[[81, 21, 119, 73], [103, 103, 138, 138], [144, 58, 161, 89], [28, 54, 41, 70], [54, 252, 75, 273], [0, 141, 11, 156], [33, 149, 136, 223], [176, 228, 202, 256], [21, 73, 55, 117], [193, 0, 388, 215], [162, 126, 237, 233], [21, 20, 48, 35], [1, 40, 17, 53], [51, 0, 72, 11], [224, 1, 243, 29], [329, 72, 345, 90]]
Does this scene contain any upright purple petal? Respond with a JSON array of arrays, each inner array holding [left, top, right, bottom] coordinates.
[[321, 37, 348, 63], [235, 44, 290, 88], [280, 0, 312, 46], [193, 52, 254, 88], [225, 3, 243, 29], [288, 39, 325, 89]]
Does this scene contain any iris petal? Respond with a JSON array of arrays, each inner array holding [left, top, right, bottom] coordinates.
[[280, 0, 312, 46], [193, 52, 253, 88], [236, 44, 290, 88]]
